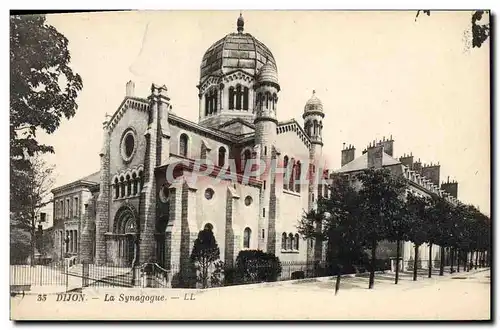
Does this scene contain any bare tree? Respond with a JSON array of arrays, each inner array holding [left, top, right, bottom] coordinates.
[[10, 156, 55, 265]]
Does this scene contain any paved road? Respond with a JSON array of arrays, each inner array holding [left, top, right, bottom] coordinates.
[[11, 268, 490, 320]]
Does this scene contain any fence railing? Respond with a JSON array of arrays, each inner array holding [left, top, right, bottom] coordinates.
[[13, 257, 478, 290]]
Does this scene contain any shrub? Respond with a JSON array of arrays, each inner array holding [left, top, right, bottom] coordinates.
[[235, 250, 282, 283], [291, 271, 305, 280]]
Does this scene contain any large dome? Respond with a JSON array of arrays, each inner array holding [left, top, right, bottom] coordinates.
[[199, 15, 277, 83]]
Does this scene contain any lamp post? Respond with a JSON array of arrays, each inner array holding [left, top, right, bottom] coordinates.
[[64, 234, 70, 292]]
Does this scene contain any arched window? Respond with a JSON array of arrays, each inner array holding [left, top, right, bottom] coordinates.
[[120, 176, 125, 198], [243, 227, 251, 248], [295, 161, 301, 193], [265, 92, 271, 109], [138, 170, 143, 192], [294, 234, 299, 250], [257, 92, 263, 110], [213, 89, 218, 113], [288, 233, 294, 250], [282, 232, 287, 250], [179, 134, 188, 157], [242, 149, 251, 172], [236, 85, 242, 110], [218, 146, 226, 167], [132, 173, 138, 195], [324, 184, 329, 198], [229, 87, 235, 110], [243, 87, 249, 110], [289, 159, 295, 192], [114, 178, 119, 199], [283, 156, 289, 190], [313, 120, 318, 135], [126, 174, 131, 196], [312, 193, 315, 202], [205, 94, 209, 116]]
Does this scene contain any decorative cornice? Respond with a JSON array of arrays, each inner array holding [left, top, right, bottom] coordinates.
[[107, 97, 150, 131], [277, 119, 312, 150]]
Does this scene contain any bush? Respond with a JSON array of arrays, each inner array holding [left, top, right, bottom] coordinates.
[[234, 250, 282, 284], [291, 271, 305, 280]]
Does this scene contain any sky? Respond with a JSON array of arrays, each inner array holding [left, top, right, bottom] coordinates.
[[39, 10, 490, 215]]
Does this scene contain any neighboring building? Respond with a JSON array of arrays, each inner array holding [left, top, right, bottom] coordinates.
[[336, 138, 460, 270], [50, 15, 330, 277], [36, 203, 54, 231], [51, 172, 100, 261]]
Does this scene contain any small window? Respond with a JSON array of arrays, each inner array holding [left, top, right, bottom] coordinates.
[[282, 232, 287, 250], [261, 229, 265, 239], [243, 227, 251, 248], [263, 208, 265, 217], [218, 147, 226, 167], [160, 185, 170, 203], [263, 180, 266, 190], [179, 134, 189, 157], [244, 196, 253, 206], [205, 188, 214, 200]]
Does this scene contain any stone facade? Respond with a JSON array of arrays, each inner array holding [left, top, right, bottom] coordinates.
[[50, 16, 327, 280], [337, 137, 461, 270]]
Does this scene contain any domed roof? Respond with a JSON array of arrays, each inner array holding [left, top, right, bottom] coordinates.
[[256, 60, 279, 85], [304, 90, 323, 113], [200, 14, 277, 83]]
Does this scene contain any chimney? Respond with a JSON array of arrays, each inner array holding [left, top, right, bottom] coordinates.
[[413, 158, 422, 173], [341, 143, 356, 167], [441, 178, 458, 198], [377, 135, 394, 156], [367, 144, 383, 169], [399, 153, 414, 169], [421, 163, 441, 186], [126, 80, 135, 97]]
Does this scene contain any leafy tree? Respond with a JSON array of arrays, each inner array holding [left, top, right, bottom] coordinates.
[[415, 10, 490, 49], [10, 14, 83, 159], [356, 168, 407, 289], [10, 156, 54, 265], [385, 190, 407, 284], [405, 193, 430, 281], [432, 196, 454, 276], [10, 14, 82, 264], [300, 174, 365, 294], [190, 227, 220, 288]]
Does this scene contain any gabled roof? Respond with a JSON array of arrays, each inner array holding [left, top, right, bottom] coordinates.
[[80, 171, 100, 183], [218, 117, 255, 130], [337, 152, 401, 173], [51, 170, 100, 194]]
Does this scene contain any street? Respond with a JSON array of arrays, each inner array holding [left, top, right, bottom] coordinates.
[[11, 268, 490, 320]]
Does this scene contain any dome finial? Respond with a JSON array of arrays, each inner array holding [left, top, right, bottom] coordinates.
[[312, 89, 316, 95], [237, 12, 244, 33]]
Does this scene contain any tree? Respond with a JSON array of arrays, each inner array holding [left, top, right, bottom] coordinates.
[[10, 156, 55, 265], [10, 14, 82, 265], [382, 181, 409, 285], [405, 193, 430, 281], [299, 174, 365, 294], [190, 227, 220, 288], [356, 168, 407, 289], [432, 196, 454, 276], [10, 14, 83, 159], [415, 10, 490, 49]]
